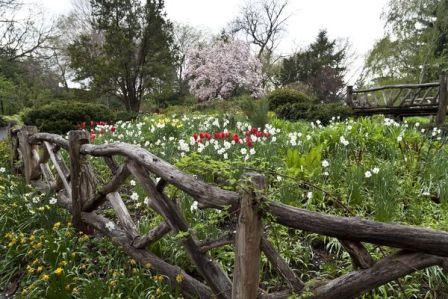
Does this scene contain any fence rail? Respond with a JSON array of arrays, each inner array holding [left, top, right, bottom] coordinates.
[[9, 126, 448, 298], [347, 74, 448, 125]]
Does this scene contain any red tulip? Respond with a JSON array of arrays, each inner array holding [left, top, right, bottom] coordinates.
[[199, 132, 205, 139], [193, 133, 199, 140], [233, 134, 240, 142], [111, 127, 116, 133]]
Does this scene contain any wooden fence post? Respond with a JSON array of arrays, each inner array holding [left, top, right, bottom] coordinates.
[[436, 73, 448, 126], [232, 173, 265, 299], [68, 130, 93, 232], [346, 86, 354, 107], [17, 126, 40, 184]]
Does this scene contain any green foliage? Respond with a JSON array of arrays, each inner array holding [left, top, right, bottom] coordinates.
[[275, 101, 352, 124], [285, 146, 322, 179], [267, 88, 313, 110], [115, 110, 138, 122], [0, 116, 6, 127], [239, 97, 270, 129], [364, 0, 448, 85], [68, 0, 176, 112], [24, 101, 115, 134], [278, 30, 347, 102], [3, 112, 448, 297]]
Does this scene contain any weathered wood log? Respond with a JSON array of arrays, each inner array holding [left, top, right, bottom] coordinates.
[[261, 237, 304, 293], [354, 82, 439, 93], [81, 143, 240, 208], [10, 128, 20, 172], [83, 163, 130, 212], [104, 156, 119, 175], [312, 251, 446, 299], [107, 192, 139, 239], [259, 289, 291, 299], [68, 130, 94, 232], [132, 222, 171, 249], [232, 173, 264, 299], [29, 132, 69, 149], [40, 163, 55, 188], [199, 233, 235, 253], [436, 73, 448, 125], [54, 193, 212, 299], [339, 240, 375, 269], [128, 161, 233, 298], [268, 202, 448, 257], [346, 86, 354, 107], [17, 126, 40, 183], [44, 141, 71, 195]]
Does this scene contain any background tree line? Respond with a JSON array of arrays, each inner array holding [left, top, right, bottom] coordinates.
[[0, 0, 447, 115]]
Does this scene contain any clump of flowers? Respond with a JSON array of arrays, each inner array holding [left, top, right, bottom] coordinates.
[[185, 39, 264, 101]]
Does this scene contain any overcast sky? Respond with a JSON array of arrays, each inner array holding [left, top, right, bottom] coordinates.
[[30, 0, 390, 83]]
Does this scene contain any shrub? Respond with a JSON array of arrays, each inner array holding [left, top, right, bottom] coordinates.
[[267, 88, 313, 110], [275, 101, 352, 124], [239, 97, 270, 129], [115, 110, 138, 122], [24, 101, 115, 134], [0, 116, 6, 127], [311, 102, 353, 124]]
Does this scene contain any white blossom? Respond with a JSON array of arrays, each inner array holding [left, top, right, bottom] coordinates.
[[105, 221, 116, 231]]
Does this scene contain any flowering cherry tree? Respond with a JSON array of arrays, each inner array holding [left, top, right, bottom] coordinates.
[[185, 40, 264, 101]]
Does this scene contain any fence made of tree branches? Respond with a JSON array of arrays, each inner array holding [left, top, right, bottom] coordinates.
[[9, 126, 448, 298]]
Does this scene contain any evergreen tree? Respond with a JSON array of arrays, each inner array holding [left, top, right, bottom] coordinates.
[[278, 30, 346, 102], [68, 0, 176, 112]]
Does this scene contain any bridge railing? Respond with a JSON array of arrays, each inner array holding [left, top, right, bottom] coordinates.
[[347, 74, 448, 125], [8, 126, 448, 298]]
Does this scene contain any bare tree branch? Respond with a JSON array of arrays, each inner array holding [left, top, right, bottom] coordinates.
[[230, 0, 290, 59]]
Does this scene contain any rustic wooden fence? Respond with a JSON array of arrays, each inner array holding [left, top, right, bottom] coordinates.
[[8, 126, 448, 298], [347, 74, 448, 125]]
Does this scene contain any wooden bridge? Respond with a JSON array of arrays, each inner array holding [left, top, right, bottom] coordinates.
[[9, 126, 448, 298], [346, 74, 448, 125]]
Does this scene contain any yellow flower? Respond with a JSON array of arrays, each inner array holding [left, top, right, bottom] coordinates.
[[54, 267, 63, 276], [26, 265, 34, 274], [37, 266, 43, 273], [156, 288, 161, 295], [29, 234, 35, 241], [41, 274, 50, 281], [109, 280, 118, 288], [144, 262, 151, 269], [33, 242, 42, 249], [31, 259, 39, 265], [60, 260, 68, 266], [129, 259, 136, 265], [65, 231, 72, 237], [71, 252, 76, 258], [53, 222, 61, 230], [176, 273, 184, 283]]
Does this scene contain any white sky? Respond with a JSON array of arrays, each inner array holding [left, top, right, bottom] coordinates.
[[30, 0, 390, 84]]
